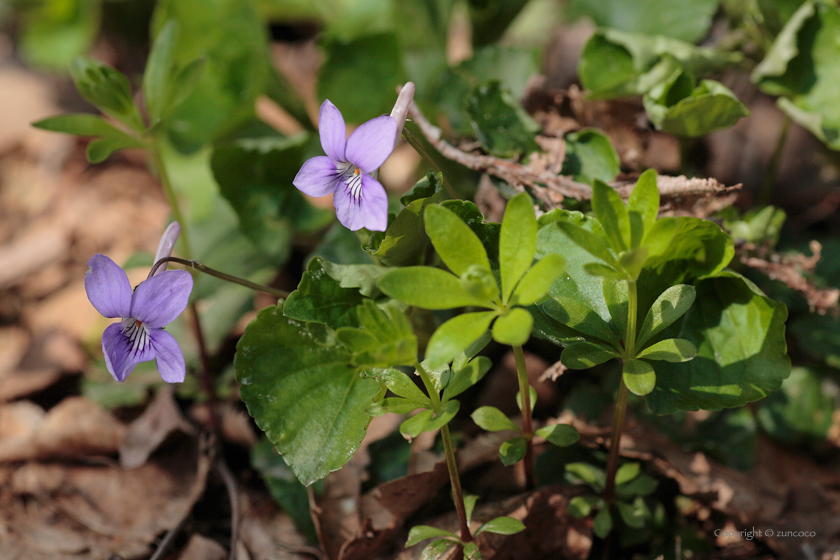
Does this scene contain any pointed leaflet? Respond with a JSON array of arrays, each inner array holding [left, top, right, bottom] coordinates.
[[442, 356, 492, 402], [499, 192, 538, 303], [426, 311, 498, 370], [646, 271, 790, 415], [425, 204, 491, 276], [406, 526, 457, 547], [235, 304, 380, 486], [636, 284, 696, 348], [561, 341, 619, 369], [636, 338, 697, 362], [626, 169, 659, 248], [378, 267, 490, 310], [591, 179, 630, 252], [554, 220, 620, 269], [144, 20, 178, 123], [512, 254, 566, 306]]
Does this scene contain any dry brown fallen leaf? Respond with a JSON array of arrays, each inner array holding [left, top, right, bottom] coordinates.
[[0, 435, 210, 560], [0, 397, 124, 462], [120, 387, 197, 469], [178, 533, 228, 560]]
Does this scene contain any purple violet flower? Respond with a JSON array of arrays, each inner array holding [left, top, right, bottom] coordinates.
[[85, 224, 193, 383], [293, 100, 397, 231]]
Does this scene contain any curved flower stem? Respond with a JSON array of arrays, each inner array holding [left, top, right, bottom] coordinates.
[[150, 256, 289, 298], [150, 148, 220, 435], [512, 345, 535, 489], [604, 279, 637, 506], [415, 362, 472, 544]]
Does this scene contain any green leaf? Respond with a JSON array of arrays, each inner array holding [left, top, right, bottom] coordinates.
[[561, 342, 619, 369], [368, 397, 426, 416], [646, 272, 791, 415], [472, 406, 519, 432], [616, 497, 650, 529], [368, 368, 429, 406], [626, 169, 659, 248], [143, 20, 179, 124], [68, 57, 143, 131], [614, 462, 641, 485], [616, 475, 659, 499], [284, 257, 364, 329], [407, 526, 458, 547], [32, 114, 143, 144], [466, 81, 540, 158], [561, 129, 621, 185], [379, 267, 489, 310], [602, 278, 628, 341], [19, 0, 100, 72], [499, 436, 528, 466], [584, 263, 627, 280], [443, 356, 492, 401], [592, 180, 630, 253], [720, 205, 787, 246], [469, 0, 530, 47], [567, 0, 720, 42], [150, 0, 271, 151], [636, 338, 697, 362], [425, 204, 492, 276], [251, 438, 319, 541], [426, 311, 499, 370], [465, 494, 479, 525], [235, 304, 380, 486], [756, 367, 834, 444], [636, 284, 697, 348], [512, 254, 566, 306], [86, 137, 146, 163], [752, 2, 840, 149], [319, 33, 406, 123], [422, 539, 457, 560], [365, 173, 447, 267], [536, 424, 580, 447], [554, 220, 620, 270], [492, 308, 533, 346], [462, 541, 481, 560], [593, 508, 613, 538], [475, 516, 526, 536], [565, 462, 606, 491], [400, 401, 460, 438], [568, 495, 600, 518], [212, 133, 332, 248], [623, 359, 656, 396], [320, 261, 389, 298], [336, 301, 418, 368], [499, 192, 538, 302], [516, 386, 538, 412], [579, 28, 740, 99], [644, 76, 750, 137]]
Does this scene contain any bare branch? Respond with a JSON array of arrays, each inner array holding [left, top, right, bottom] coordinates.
[[408, 101, 742, 206]]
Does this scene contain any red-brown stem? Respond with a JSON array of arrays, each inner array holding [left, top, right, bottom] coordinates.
[[189, 301, 220, 436], [603, 378, 630, 507]]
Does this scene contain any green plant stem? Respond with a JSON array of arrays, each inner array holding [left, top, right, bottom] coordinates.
[[149, 256, 288, 298], [605, 279, 637, 506], [512, 344, 535, 490], [402, 126, 459, 199], [416, 363, 472, 543], [151, 147, 220, 435]]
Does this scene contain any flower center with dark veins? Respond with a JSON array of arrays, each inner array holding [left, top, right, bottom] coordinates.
[[120, 317, 150, 355], [345, 167, 363, 202]]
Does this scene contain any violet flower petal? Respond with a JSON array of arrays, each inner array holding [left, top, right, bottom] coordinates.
[[149, 328, 186, 383], [333, 174, 389, 232], [130, 269, 193, 328], [293, 156, 341, 197], [85, 254, 132, 319], [359, 174, 388, 231], [152, 222, 181, 275], [345, 115, 397, 173], [102, 322, 154, 382], [318, 100, 347, 162]]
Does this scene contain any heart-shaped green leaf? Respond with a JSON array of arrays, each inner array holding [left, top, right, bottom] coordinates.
[[235, 304, 380, 486]]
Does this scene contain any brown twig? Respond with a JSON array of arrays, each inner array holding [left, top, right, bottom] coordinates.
[[407, 101, 742, 205], [214, 458, 240, 560], [736, 240, 839, 316]]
